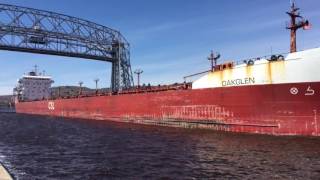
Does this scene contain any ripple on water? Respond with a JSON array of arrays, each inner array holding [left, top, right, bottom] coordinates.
[[0, 113, 319, 179]]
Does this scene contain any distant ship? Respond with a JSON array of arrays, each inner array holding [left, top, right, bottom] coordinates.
[[14, 3, 320, 136], [14, 65, 54, 102]]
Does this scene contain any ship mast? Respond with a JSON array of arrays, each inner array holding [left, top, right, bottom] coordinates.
[[207, 51, 220, 71], [134, 69, 143, 88], [286, 2, 310, 53]]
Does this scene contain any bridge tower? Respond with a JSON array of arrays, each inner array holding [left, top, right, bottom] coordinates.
[[111, 41, 133, 92]]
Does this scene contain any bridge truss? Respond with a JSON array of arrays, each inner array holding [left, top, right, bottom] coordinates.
[[0, 3, 134, 92]]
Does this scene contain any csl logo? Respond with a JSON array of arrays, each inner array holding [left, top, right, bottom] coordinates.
[[48, 101, 55, 110]]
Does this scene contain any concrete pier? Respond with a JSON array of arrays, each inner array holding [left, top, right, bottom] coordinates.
[[0, 163, 13, 180]]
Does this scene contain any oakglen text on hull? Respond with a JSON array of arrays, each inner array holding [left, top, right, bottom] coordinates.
[[12, 3, 320, 136]]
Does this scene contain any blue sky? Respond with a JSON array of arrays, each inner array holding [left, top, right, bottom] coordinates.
[[0, 0, 319, 95]]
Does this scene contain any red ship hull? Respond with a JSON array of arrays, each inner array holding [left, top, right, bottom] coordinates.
[[15, 82, 320, 136]]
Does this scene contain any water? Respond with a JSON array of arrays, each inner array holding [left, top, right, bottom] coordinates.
[[0, 113, 319, 179]]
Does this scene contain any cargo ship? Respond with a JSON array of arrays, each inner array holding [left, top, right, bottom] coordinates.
[[14, 3, 320, 136]]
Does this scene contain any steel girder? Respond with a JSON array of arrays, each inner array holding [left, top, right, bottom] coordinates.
[[0, 3, 134, 92]]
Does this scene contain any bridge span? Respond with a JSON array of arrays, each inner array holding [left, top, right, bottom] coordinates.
[[0, 3, 134, 92]]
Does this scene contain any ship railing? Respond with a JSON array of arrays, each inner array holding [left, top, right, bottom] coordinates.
[[44, 83, 192, 100], [117, 83, 192, 95]]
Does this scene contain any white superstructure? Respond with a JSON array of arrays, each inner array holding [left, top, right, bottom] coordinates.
[[192, 47, 320, 89], [14, 67, 54, 101]]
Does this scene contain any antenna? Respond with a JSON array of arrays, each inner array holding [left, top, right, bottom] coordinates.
[[34, 65, 38, 74], [290, 0, 294, 7], [286, 2, 311, 53], [78, 81, 83, 95], [207, 51, 220, 71], [94, 78, 99, 94], [134, 69, 143, 88]]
